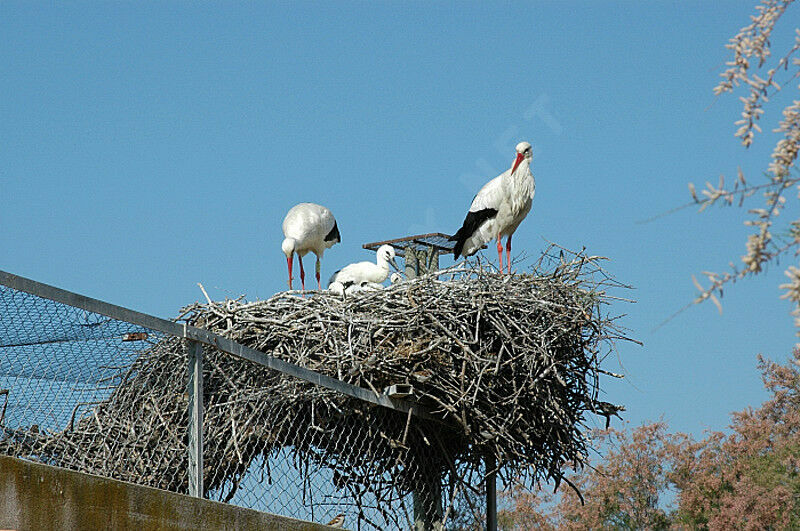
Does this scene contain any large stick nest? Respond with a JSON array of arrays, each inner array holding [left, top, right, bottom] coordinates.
[[1, 246, 632, 526]]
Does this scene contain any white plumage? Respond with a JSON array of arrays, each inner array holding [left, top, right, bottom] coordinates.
[[328, 244, 400, 289], [281, 203, 340, 290], [329, 270, 404, 297], [328, 281, 347, 296], [450, 141, 535, 274], [328, 280, 384, 296]]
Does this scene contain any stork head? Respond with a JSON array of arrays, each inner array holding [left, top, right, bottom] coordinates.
[[281, 237, 296, 257], [377, 244, 401, 272], [511, 141, 532, 174], [329, 281, 345, 296]]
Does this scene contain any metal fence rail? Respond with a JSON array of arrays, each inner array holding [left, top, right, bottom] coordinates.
[[0, 270, 478, 530]]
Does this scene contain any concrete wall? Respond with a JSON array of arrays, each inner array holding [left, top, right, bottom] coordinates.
[[0, 455, 336, 530]]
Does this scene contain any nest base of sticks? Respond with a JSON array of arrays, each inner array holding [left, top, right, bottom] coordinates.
[[1, 247, 630, 528]]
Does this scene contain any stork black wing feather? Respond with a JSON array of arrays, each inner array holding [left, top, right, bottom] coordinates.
[[450, 208, 498, 258], [325, 221, 341, 243]]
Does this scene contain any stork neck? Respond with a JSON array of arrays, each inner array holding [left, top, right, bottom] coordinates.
[[505, 158, 534, 210], [506, 159, 531, 186]]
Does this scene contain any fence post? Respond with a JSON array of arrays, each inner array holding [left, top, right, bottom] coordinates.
[[187, 339, 204, 498], [485, 453, 497, 531]]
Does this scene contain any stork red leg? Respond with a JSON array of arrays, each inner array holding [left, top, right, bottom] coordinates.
[[287, 255, 294, 290], [506, 234, 513, 275], [315, 256, 322, 290], [496, 236, 504, 274], [298, 255, 306, 291]]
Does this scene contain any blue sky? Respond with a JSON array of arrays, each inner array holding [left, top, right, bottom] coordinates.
[[2, 1, 798, 440]]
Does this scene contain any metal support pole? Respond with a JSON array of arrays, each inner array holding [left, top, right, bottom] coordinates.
[[485, 454, 497, 531], [413, 478, 442, 530], [426, 245, 439, 273], [405, 245, 419, 279], [187, 340, 204, 498]]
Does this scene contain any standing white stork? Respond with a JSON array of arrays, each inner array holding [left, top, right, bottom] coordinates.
[[450, 141, 535, 274], [328, 244, 400, 289], [281, 203, 340, 290]]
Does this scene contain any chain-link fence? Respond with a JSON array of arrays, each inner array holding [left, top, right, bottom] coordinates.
[[0, 271, 473, 530]]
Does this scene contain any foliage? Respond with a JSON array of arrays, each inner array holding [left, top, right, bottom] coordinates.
[[673, 351, 800, 530], [494, 351, 800, 530], [689, 0, 800, 332], [498, 423, 688, 530]]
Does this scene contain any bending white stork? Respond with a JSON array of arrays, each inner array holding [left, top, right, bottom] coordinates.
[[450, 141, 535, 274], [328, 244, 400, 290], [281, 203, 340, 290]]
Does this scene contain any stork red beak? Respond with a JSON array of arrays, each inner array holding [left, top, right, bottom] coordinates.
[[510, 152, 524, 174]]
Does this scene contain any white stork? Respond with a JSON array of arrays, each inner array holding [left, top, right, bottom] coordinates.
[[328, 244, 400, 290], [329, 280, 385, 297], [281, 203, 340, 290], [329, 267, 404, 298], [450, 141, 535, 274]]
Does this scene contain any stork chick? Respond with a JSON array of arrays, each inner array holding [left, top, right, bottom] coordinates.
[[328, 244, 400, 290]]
